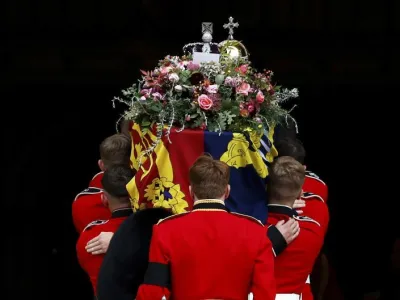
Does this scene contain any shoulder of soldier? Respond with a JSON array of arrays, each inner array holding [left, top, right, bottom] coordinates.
[[156, 212, 191, 226], [83, 219, 109, 232], [91, 171, 104, 180], [305, 170, 326, 186], [230, 212, 264, 227], [294, 215, 320, 227], [301, 191, 325, 202], [74, 187, 102, 201]]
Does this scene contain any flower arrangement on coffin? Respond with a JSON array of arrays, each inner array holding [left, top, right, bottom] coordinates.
[[113, 20, 299, 163]]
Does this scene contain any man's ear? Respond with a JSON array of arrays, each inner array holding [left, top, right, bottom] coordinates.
[[297, 189, 303, 199], [225, 184, 231, 199], [189, 186, 194, 199], [98, 159, 105, 171], [101, 192, 109, 207]]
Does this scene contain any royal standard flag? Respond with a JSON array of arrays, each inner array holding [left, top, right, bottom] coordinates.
[[127, 123, 277, 221]]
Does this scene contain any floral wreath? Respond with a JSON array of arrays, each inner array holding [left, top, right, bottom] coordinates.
[[113, 37, 299, 165]]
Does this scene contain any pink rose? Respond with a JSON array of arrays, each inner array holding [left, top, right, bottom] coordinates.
[[206, 84, 218, 94], [248, 104, 255, 113], [197, 94, 213, 110], [256, 91, 265, 103], [236, 82, 251, 95], [238, 64, 248, 74], [185, 115, 191, 121]]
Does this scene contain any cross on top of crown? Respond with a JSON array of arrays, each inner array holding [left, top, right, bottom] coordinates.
[[202, 22, 213, 34], [223, 17, 239, 40]]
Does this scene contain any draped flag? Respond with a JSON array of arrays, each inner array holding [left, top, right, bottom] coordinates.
[[127, 124, 277, 221]]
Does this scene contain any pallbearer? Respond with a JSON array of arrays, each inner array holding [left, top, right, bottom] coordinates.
[[136, 155, 276, 300], [265, 156, 328, 300]]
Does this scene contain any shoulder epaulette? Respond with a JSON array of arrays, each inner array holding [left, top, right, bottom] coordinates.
[[294, 215, 320, 226], [302, 192, 324, 202], [157, 212, 190, 225], [74, 187, 102, 201], [230, 212, 264, 226], [83, 219, 109, 231], [305, 170, 326, 185]]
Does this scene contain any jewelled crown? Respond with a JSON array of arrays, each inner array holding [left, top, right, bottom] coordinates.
[[183, 17, 249, 60]]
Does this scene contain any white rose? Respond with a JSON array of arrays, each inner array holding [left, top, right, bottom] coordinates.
[[174, 85, 183, 92], [168, 73, 179, 82]]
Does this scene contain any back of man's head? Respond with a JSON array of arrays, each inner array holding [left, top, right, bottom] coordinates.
[[274, 137, 306, 165], [99, 134, 131, 170], [268, 156, 305, 206], [189, 154, 230, 200], [101, 164, 136, 206]]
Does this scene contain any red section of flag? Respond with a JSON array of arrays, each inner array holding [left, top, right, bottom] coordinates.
[[167, 128, 204, 210]]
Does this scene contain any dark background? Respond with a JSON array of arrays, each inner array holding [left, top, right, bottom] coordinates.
[[3, 0, 399, 299]]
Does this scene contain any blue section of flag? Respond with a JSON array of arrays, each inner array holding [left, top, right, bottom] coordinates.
[[204, 131, 268, 222]]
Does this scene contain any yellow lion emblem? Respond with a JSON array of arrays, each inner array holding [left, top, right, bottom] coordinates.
[[220, 128, 277, 178]]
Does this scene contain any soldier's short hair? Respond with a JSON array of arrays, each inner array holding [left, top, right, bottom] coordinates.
[[189, 154, 230, 199], [99, 134, 131, 169], [102, 164, 135, 202], [268, 156, 305, 202]]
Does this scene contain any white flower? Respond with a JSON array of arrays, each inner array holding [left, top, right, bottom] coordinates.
[[140, 96, 146, 101], [174, 85, 183, 92], [206, 84, 218, 94], [168, 73, 179, 82]]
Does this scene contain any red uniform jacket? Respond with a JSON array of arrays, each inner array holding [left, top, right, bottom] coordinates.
[[76, 208, 132, 295], [301, 192, 329, 234], [89, 171, 104, 189], [72, 187, 111, 233], [303, 170, 328, 202], [136, 200, 276, 300], [266, 204, 327, 298], [300, 192, 330, 300]]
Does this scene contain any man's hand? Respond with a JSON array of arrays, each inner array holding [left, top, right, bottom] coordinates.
[[275, 219, 300, 245], [86, 232, 114, 255], [293, 199, 306, 214]]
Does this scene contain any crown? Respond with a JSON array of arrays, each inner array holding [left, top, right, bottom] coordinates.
[[183, 17, 249, 61]]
